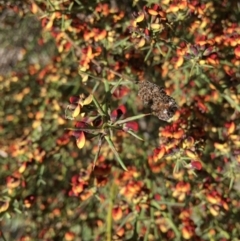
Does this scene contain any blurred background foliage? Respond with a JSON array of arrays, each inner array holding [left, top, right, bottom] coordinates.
[[0, 0, 240, 241]]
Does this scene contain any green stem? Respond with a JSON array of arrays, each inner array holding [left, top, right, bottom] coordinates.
[[92, 96, 106, 116], [106, 182, 117, 241]]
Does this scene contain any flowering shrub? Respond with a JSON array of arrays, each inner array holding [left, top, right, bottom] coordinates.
[[0, 1, 240, 240]]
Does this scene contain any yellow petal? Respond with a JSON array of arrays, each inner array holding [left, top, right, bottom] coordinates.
[[83, 94, 93, 106], [76, 132, 86, 149], [82, 74, 89, 82], [137, 38, 146, 48], [227, 122, 235, 135], [72, 105, 81, 118], [148, 9, 158, 16], [135, 12, 145, 23], [150, 23, 163, 30], [45, 13, 56, 30], [185, 150, 197, 159], [0, 201, 9, 213]]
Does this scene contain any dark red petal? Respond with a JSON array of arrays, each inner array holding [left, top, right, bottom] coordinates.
[[113, 86, 130, 99], [191, 161, 202, 170], [69, 130, 82, 138], [69, 96, 80, 104], [93, 116, 103, 127], [118, 105, 127, 114], [75, 121, 88, 128], [124, 121, 139, 132], [111, 105, 127, 121]]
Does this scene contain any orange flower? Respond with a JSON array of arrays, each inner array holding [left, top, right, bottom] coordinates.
[[234, 45, 240, 58], [196, 100, 208, 113], [148, 155, 166, 173], [80, 187, 96, 201], [178, 1, 188, 10], [119, 181, 143, 201], [79, 46, 102, 69], [95, 3, 110, 16], [65, 232, 75, 241], [206, 192, 221, 205], [6, 175, 21, 189], [0, 200, 9, 213], [112, 206, 123, 221], [166, 3, 179, 13], [153, 146, 166, 162], [116, 227, 125, 237], [174, 56, 184, 69], [93, 163, 112, 177], [206, 53, 219, 66], [182, 225, 194, 239], [225, 122, 236, 135], [83, 30, 95, 41], [158, 218, 169, 233], [179, 209, 191, 220], [172, 182, 191, 201], [93, 29, 107, 42], [24, 195, 35, 208]]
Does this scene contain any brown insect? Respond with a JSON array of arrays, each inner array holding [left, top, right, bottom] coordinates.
[[138, 80, 178, 121]]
